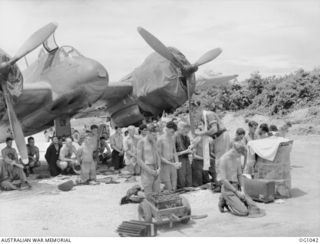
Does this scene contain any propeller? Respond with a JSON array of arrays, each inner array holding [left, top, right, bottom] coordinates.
[[0, 22, 57, 73], [0, 22, 57, 164], [137, 27, 223, 133]]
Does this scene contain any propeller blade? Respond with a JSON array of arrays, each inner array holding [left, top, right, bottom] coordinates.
[[137, 27, 184, 69], [9, 22, 58, 65], [1, 83, 28, 164], [193, 48, 222, 67]]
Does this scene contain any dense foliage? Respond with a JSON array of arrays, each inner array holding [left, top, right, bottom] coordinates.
[[174, 68, 320, 123]]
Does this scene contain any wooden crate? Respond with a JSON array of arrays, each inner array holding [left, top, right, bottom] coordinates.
[[253, 140, 293, 198]]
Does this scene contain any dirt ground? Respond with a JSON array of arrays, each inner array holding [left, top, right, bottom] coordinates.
[[0, 114, 319, 237]]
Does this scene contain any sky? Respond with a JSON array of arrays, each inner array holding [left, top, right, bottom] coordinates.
[[0, 0, 319, 81]]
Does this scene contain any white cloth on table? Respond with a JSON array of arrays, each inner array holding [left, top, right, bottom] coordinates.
[[247, 136, 290, 161]]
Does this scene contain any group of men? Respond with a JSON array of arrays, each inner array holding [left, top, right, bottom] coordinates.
[[0, 137, 39, 190], [0, 111, 291, 218]]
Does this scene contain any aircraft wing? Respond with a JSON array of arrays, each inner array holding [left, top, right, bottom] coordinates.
[[74, 81, 133, 118], [196, 74, 238, 89]]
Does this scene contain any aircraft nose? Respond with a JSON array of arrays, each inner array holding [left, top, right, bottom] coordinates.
[[81, 59, 109, 85], [79, 59, 108, 101]]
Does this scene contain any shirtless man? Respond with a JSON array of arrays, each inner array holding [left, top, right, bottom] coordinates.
[[124, 126, 140, 176], [76, 131, 98, 184], [137, 124, 161, 199], [218, 142, 259, 216], [90, 124, 99, 162], [58, 137, 78, 174], [25, 137, 40, 175], [157, 121, 181, 192]]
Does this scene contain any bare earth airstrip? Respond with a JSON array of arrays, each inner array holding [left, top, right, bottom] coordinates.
[[0, 114, 319, 237]]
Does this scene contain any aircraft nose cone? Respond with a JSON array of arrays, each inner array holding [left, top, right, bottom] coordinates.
[[82, 59, 109, 84]]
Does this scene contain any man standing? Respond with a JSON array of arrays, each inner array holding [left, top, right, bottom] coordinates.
[[1, 137, 31, 189], [158, 121, 181, 192], [137, 124, 161, 199], [58, 137, 78, 174], [196, 111, 231, 192], [25, 137, 40, 175], [196, 111, 230, 160], [77, 131, 98, 185], [45, 136, 62, 177], [110, 126, 124, 172], [90, 124, 100, 163], [217, 142, 260, 216], [175, 122, 193, 189], [98, 136, 112, 165], [124, 126, 140, 177]]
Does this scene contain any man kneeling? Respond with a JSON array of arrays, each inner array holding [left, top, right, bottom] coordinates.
[[218, 142, 259, 216]]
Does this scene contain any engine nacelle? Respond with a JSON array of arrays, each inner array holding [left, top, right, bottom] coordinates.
[[111, 103, 144, 128]]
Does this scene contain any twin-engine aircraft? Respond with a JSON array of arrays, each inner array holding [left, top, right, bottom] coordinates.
[[0, 22, 237, 161]]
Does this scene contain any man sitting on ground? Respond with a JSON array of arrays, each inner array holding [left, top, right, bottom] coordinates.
[[25, 136, 40, 176], [137, 124, 161, 199], [0, 137, 31, 190], [158, 121, 181, 192], [45, 136, 62, 177], [58, 137, 79, 175], [218, 142, 260, 216]]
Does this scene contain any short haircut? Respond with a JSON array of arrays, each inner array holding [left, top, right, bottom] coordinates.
[[6, 137, 13, 142], [259, 123, 269, 133], [90, 124, 98, 130], [236, 128, 246, 135], [248, 120, 258, 127], [269, 125, 278, 132], [100, 136, 106, 140], [166, 121, 177, 131], [139, 124, 147, 131], [28, 137, 34, 142]]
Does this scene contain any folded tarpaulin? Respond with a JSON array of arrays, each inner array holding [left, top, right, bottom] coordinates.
[[247, 136, 290, 161]]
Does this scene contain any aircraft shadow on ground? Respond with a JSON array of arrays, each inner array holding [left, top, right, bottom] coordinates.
[[290, 188, 307, 198]]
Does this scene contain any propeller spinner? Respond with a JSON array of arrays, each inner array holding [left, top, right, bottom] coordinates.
[[0, 22, 57, 164], [137, 27, 222, 133]]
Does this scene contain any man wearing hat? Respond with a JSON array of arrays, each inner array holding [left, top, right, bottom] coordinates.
[[0, 137, 31, 190]]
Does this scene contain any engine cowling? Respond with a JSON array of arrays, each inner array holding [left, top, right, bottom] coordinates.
[[111, 103, 144, 127]]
